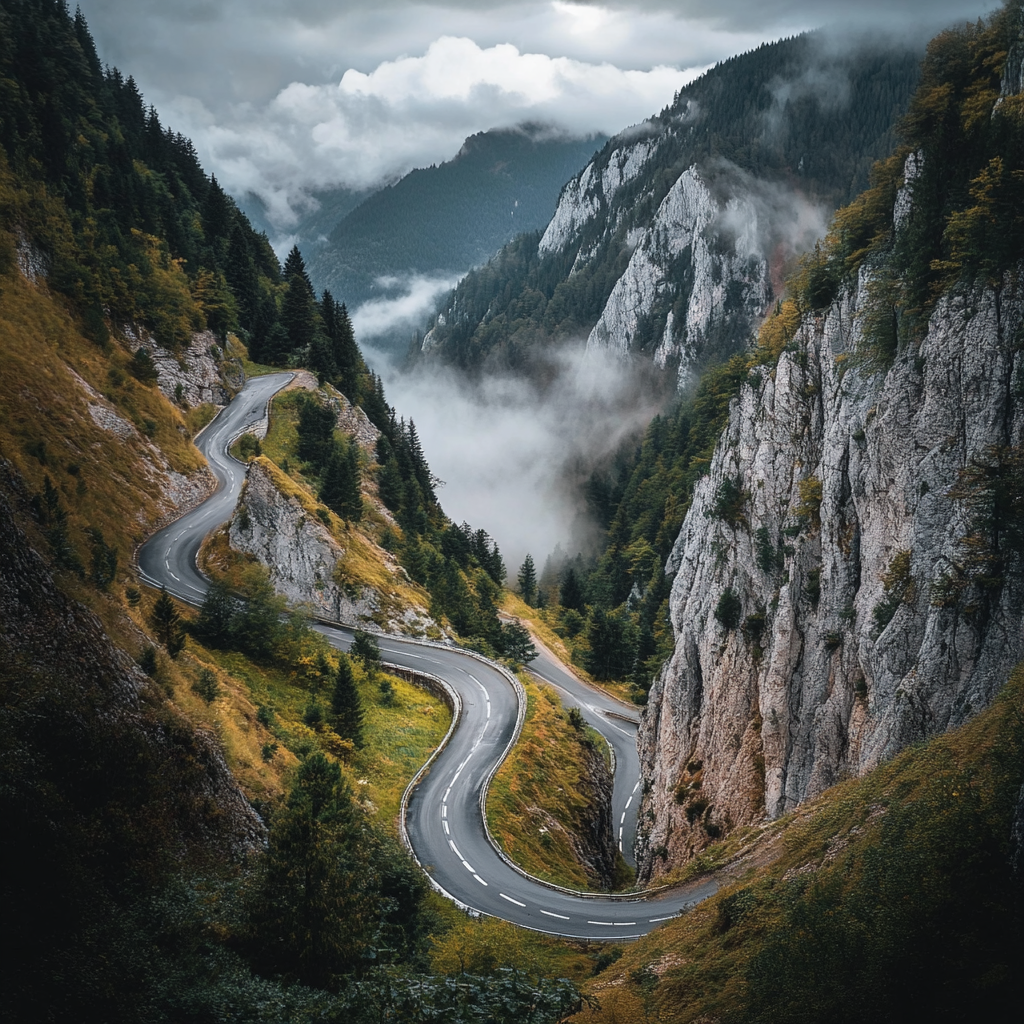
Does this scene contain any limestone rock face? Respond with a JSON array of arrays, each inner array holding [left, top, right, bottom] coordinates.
[[229, 460, 432, 634], [135, 328, 245, 408], [637, 275, 1024, 881], [585, 166, 769, 389]]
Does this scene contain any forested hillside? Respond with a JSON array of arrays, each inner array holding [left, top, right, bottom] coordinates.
[[307, 126, 606, 317], [0, 3, 565, 1019], [418, 33, 921, 374]]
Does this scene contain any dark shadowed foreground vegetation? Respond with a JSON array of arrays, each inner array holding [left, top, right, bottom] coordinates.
[[571, 665, 1024, 1023]]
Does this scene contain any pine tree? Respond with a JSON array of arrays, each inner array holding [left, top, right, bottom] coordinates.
[[251, 752, 370, 987], [319, 442, 362, 521], [518, 554, 537, 605], [202, 174, 233, 247], [193, 579, 238, 647], [282, 244, 312, 291], [378, 456, 405, 512], [330, 654, 364, 746], [150, 586, 186, 658], [296, 396, 337, 471], [320, 293, 364, 396], [350, 630, 381, 677], [560, 567, 586, 612], [280, 271, 317, 354]]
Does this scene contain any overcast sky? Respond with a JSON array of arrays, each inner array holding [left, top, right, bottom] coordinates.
[[74, 1, 996, 226]]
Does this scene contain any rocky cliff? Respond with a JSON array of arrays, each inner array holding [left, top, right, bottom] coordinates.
[[580, 163, 770, 389], [637, 257, 1024, 879], [134, 328, 246, 408], [229, 458, 434, 634], [637, 3, 1024, 882], [419, 36, 920, 381]]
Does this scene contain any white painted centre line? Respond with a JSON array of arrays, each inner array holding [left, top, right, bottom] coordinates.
[[541, 910, 570, 920], [500, 893, 526, 907]]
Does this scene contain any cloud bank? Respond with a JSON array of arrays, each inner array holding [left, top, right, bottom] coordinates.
[[376, 345, 664, 572], [163, 38, 701, 229]]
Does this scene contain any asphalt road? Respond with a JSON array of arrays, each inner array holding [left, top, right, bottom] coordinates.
[[136, 375, 717, 939], [527, 647, 641, 868]]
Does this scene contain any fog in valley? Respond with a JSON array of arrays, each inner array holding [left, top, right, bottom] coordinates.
[[363, 334, 665, 572]]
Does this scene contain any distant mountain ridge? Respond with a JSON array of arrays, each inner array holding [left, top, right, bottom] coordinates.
[[418, 33, 922, 382], [306, 126, 607, 319]]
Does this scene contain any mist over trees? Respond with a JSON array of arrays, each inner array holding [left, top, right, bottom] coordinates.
[[417, 34, 923, 374]]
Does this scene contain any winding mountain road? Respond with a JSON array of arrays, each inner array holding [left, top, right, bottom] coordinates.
[[138, 374, 717, 939]]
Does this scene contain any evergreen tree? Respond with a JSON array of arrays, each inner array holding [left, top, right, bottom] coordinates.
[[378, 457, 405, 512], [500, 621, 538, 665], [202, 174, 233, 248], [192, 579, 238, 648], [296, 396, 337, 471], [86, 528, 117, 590], [280, 270, 317, 355], [330, 654, 364, 746], [559, 567, 586, 612], [518, 554, 537, 605], [319, 442, 362, 522], [583, 606, 635, 681], [250, 752, 370, 987], [149, 586, 185, 658], [308, 330, 338, 381], [350, 630, 381, 677], [282, 244, 312, 291], [320, 292, 364, 396], [39, 475, 81, 574], [361, 372, 392, 434]]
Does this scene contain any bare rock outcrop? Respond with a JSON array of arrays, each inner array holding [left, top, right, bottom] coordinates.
[[133, 328, 245, 407], [229, 459, 433, 634], [637, 269, 1024, 881]]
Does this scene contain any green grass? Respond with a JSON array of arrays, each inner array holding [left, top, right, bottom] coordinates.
[[486, 675, 633, 892], [197, 643, 450, 831]]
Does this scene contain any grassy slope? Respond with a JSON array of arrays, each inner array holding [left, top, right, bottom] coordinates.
[[569, 665, 1024, 1023], [487, 675, 630, 891], [0, 271, 204, 564], [253, 385, 435, 628]]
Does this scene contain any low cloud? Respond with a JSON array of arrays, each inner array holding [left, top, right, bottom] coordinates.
[[375, 345, 663, 571], [351, 274, 463, 340], [707, 160, 831, 261]]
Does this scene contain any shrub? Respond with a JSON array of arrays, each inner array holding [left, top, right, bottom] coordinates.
[[715, 588, 743, 631], [755, 526, 783, 575], [712, 477, 746, 527], [796, 476, 823, 529], [192, 668, 220, 703], [138, 645, 158, 676]]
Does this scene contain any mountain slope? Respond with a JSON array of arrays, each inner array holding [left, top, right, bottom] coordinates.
[[637, 0, 1024, 879], [418, 34, 921, 381], [307, 126, 605, 320]]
